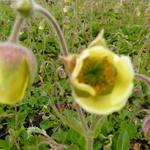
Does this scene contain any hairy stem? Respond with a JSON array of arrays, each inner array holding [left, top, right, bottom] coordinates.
[[76, 104, 89, 132], [39, 135, 68, 149], [14, 104, 18, 129], [135, 73, 150, 91], [76, 104, 95, 150], [86, 135, 94, 150], [33, 3, 69, 56], [8, 15, 24, 43]]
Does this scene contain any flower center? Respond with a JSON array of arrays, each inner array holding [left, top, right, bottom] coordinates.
[[77, 56, 117, 95]]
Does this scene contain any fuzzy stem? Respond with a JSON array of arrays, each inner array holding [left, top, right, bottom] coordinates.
[[135, 73, 150, 91], [14, 104, 18, 129], [8, 15, 24, 43], [76, 104, 95, 150], [76, 104, 89, 132], [33, 3, 69, 56], [38, 135, 68, 149], [86, 135, 94, 150]]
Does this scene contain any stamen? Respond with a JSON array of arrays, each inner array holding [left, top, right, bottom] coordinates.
[[77, 56, 117, 95]]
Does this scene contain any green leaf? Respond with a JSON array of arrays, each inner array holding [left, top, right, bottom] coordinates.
[[116, 129, 130, 150], [66, 129, 85, 150], [120, 121, 137, 139], [0, 140, 9, 149], [95, 117, 113, 137], [52, 129, 67, 143], [40, 119, 55, 130], [63, 110, 85, 137]]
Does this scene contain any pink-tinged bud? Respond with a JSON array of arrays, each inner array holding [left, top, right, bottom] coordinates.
[[142, 116, 150, 139], [0, 42, 37, 104], [60, 55, 77, 73]]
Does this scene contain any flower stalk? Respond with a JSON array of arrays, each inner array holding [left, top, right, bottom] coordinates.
[[135, 73, 150, 91], [8, 15, 24, 43], [76, 104, 89, 132], [86, 134, 94, 150], [33, 3, 69, 57]]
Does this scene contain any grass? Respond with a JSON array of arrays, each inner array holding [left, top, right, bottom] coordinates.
[[0, 0, 150, 149]]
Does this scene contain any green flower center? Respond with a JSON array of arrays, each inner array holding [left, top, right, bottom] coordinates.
[[77, 56, 117, 95]]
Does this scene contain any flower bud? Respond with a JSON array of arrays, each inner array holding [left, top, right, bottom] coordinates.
[[142, 116, 150, 139], [0, 42, 37, 104], [60, 55, 77, 73], [14, 0, 33, 17]]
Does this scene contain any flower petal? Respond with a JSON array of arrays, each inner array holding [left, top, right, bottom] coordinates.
[[0, 59, 29, 104], [73, 91, 129, 115], [110, 55, 134, 105]]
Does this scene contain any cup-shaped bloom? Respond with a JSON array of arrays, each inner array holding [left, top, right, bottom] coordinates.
[[69, 32, 134, 114], [0, 42, 36, 104]]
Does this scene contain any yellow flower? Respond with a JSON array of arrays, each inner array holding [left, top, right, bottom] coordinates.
[[0, 42, 36, 104], [70, 32, 134, 114]]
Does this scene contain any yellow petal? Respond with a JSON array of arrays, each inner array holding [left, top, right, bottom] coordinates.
[[87, 46, 114, 59], [73, 83, 132, 115], [88, 30, 107, 48], [71, 50, 96, 96], [72, 78, 96, 96], [0, 59, 29, 104], [110, 55, 134, 105]]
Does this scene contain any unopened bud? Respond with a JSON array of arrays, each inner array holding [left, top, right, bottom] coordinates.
[[0, 42, 37, 104], [142, 116, 150, 140], [14, 0, 33, 17], [60, 55, 77, 73]]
